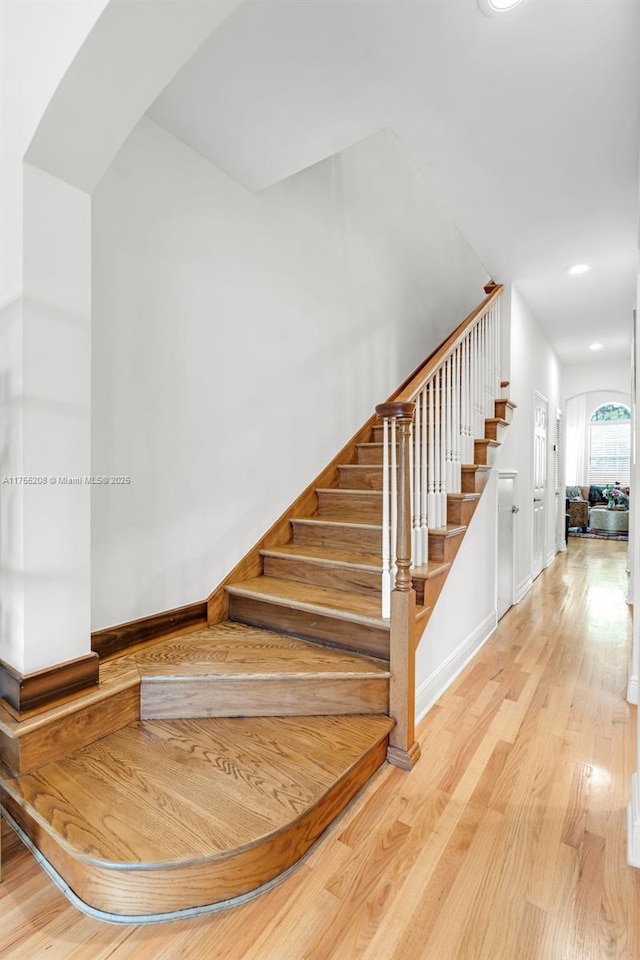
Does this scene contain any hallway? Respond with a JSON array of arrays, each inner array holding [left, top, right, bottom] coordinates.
[[2, 538, 638, 959]]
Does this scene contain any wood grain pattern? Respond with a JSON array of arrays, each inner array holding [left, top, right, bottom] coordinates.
[[261, 544, 381, 596], [484, 417, 509, 441], [226, 577, 387, 627], [446, 492, 481, 526], [133, 622, 387, 677], [3, 539, 636, 957], [428, 525, 467, 563], [462, 463, 492, 494], [205, 415, 379, 626], [141, 676, 389, 719], [410, 560, 451, 608], [317, 488, 383, 523], [91, 601, 208, 660], [338, 464, 386, 490], [0, 659, 140, 775], [292, 518, 382, 552], [1, 715, 393, 915], [495, 397, 517, 423], [473, 437, 501, 466], [0, 653, 99, 716], [135, 623, 390, 719], [228, 595, 390, 661], [355, 442, 390, 465], [387, 588, 420, 769]]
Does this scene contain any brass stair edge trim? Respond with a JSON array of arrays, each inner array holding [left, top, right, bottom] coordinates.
[[1, 719, 394, 872], [140, 668, 392, 682]]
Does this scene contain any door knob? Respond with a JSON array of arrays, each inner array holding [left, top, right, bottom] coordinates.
[[512, 505, 520, 513]]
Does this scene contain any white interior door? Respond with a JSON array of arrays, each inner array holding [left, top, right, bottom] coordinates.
[[532, 392, 548, 580], [498, 472, 517, 620], [554, 409, 564, 549]]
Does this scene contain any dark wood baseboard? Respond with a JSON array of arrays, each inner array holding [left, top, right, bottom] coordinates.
[[91, 601, 208, 660], [0, 653, 99, 715]]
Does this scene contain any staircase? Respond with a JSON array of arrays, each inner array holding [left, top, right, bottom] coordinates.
[[0, 284, 514, 920]]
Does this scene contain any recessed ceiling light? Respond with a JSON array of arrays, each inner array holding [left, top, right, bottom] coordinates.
[[567, 263, 592, 276], [478, 0, 524, 15], [590, 343, 603, 351]]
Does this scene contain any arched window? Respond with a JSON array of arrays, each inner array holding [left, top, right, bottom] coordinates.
[[588, 403, 631, 485]]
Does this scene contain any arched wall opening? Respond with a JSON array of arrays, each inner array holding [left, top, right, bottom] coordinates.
[[0, 0, 241, 686]]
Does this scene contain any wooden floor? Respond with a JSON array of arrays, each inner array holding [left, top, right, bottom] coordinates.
[[2, 538, 638, 959]]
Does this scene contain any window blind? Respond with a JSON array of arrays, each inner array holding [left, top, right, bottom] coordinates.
[[587, 422, 631, 485]]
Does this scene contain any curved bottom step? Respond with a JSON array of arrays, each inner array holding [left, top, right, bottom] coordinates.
[[0, 714, 393, 917]]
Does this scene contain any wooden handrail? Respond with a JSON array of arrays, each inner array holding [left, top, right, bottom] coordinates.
[[379, 282, 503, 771], [391, 284, 503, 405]]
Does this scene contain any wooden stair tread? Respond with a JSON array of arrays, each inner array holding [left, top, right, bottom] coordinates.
[[485, 417, 509, 427], [474, 438, 501, 447], [462, 463, 492, 471], [0, 714, 393, 913], [261, 544, 381, 571], [410, 560, 451, 580], [446, 493, 481, 503], [227, 577, 386, 627], [429, 524, 467, 538], [316, 487, 382, 497], [292, 518, 381, 531], [133, 622, 388, 679], [0, 658, 139, 738]]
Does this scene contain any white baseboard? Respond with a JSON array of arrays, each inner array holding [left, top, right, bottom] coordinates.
[[415, 610, 497, 725], [558, 540, 567, 553], [628, 674, 638, 706], [515, 575, 533, 604], [545, 549, 557, 569], [628, 773, 640, 869]]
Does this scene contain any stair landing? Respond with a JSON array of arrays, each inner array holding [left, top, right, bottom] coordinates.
[[0, 713, 393, 918], [135, 622, 390, 718]]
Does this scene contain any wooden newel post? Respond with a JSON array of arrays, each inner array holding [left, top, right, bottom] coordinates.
[[375, 402, 421, 771]]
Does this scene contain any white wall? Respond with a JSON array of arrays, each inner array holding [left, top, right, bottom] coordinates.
[[1, 0, 244, 674], [565, 389, 631, 486], [413, 283, 563, 715], [91, 117, 489, 629], [416, 469, 498, 720], [499, 284, 563, 597], [563, 357, 632, 488], [562, 357, 631, 402], [0, 0, 106, 673], [0, 0, 107, 307]]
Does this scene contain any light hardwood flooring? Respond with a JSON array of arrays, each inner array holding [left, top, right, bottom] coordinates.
[[2, 538, 638, 959]]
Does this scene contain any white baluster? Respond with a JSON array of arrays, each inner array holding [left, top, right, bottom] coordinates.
[[477, 318, 485, 438], [421, 386, 428, 561], [381, 417, 391, 619], [428, 376, 436, 529], [463, 332, 471, 463], [412, 399, 420, 564], [440, 367, 447, 526], [495, 300, 501, 400], [454, 345, 461, 492], [382, 417, 391, 619], [434, 368, 442, 527], [482, 314, 494, 418], [390, 417, 397, 586], [448, 355, 454, 492]]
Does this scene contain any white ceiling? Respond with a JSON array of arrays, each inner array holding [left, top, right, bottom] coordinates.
[[148, 0, 640, 365]]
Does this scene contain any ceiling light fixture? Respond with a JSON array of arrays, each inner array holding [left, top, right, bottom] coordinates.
[[567, 263, 592, 276], [478, 0, 524, 16], [590, 343, 603, 351]]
